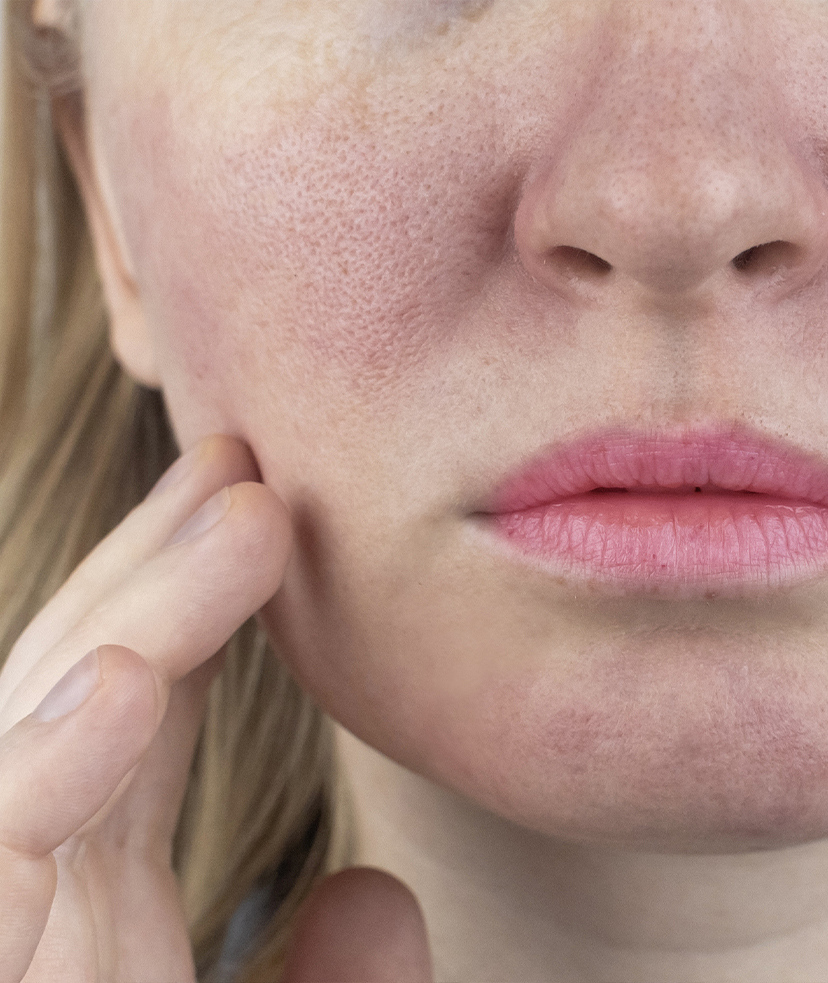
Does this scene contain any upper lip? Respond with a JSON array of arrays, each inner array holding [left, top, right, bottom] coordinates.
[[485, 422, 828, 513]]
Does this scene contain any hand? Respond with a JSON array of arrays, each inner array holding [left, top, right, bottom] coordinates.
[[0, 436, 290, 983]]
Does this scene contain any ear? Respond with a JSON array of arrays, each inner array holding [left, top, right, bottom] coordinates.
[[51, 94, 162, 389]]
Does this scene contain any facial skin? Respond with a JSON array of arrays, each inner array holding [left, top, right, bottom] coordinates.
[[75, 0, 828, 853]]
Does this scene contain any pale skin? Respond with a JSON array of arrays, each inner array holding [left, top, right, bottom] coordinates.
[[7, 0, 828, 980]]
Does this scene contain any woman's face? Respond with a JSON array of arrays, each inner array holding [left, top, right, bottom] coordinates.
[[80, 0, 828, 851]]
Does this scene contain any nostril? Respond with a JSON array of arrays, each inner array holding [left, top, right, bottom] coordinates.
[[732, 245, 760, 271], [548, 246, 613, 279], [731, 240, 796, 274]]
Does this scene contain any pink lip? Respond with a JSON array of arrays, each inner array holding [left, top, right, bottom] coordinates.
[[479, 423, 828, 596]]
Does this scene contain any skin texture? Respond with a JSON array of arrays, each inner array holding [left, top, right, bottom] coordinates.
[[57, 0, 828, 978]]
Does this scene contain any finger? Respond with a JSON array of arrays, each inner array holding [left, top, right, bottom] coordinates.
[[94, 646, 226, 847], [26, 847, 197, 983], [1, 482, 290, 729], [23, 655, 225, 982], [2, 436, 260, 708], [282, 868, 434, 983], [0, 645, 160, 983]]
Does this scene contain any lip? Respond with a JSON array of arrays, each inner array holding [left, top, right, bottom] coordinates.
[[477, 423, 828, 597]]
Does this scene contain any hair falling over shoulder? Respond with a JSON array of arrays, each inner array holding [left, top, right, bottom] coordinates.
[[0, 3, 349, 979]]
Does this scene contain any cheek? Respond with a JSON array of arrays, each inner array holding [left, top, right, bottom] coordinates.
[[362, 0, 496, 48], [101, 3, 601, 435], [117, 92, 516, 419]]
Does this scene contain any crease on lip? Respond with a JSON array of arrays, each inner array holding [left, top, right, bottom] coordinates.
[[484, 422, 828, 514]]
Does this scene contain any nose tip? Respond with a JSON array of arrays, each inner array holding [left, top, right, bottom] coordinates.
[[515, 146, 828, 299]]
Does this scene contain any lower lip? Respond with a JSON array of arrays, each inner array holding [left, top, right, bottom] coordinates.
[[489, 492, 828, 595]]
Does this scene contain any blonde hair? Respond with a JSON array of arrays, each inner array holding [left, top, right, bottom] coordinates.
[[0, 2, 349, 979]]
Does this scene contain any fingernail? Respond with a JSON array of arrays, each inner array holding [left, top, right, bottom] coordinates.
[[146, 448, 193, 499], [33, 649, 102, 722], [166, 487, 232, 547]]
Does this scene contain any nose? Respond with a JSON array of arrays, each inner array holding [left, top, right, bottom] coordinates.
[[514, 4, 828, 302]]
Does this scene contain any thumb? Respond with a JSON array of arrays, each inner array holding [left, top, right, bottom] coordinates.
[[282, 867, 433, 983]]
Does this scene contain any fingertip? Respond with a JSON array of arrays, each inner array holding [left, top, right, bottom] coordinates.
[[195, 434, 263, 486], [226, 481, 293, 566], [96, 644, 166, 727], [283, 867, 433, 983]]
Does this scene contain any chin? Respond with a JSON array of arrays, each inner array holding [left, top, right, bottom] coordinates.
[[422, 640, 828, 855]]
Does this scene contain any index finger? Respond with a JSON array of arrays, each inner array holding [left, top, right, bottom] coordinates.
[[1, 481, 290, 730], [1, 436, 259, 712]]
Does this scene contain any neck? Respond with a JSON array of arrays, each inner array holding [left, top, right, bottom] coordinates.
[[335, 725, 828, 982]]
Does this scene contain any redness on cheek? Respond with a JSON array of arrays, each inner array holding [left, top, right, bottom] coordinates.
[[125, 90, 516, 404], [109, 3, 605, 406]]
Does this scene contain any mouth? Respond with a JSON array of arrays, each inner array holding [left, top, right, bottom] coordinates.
[[476, 423, 828, 597]]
